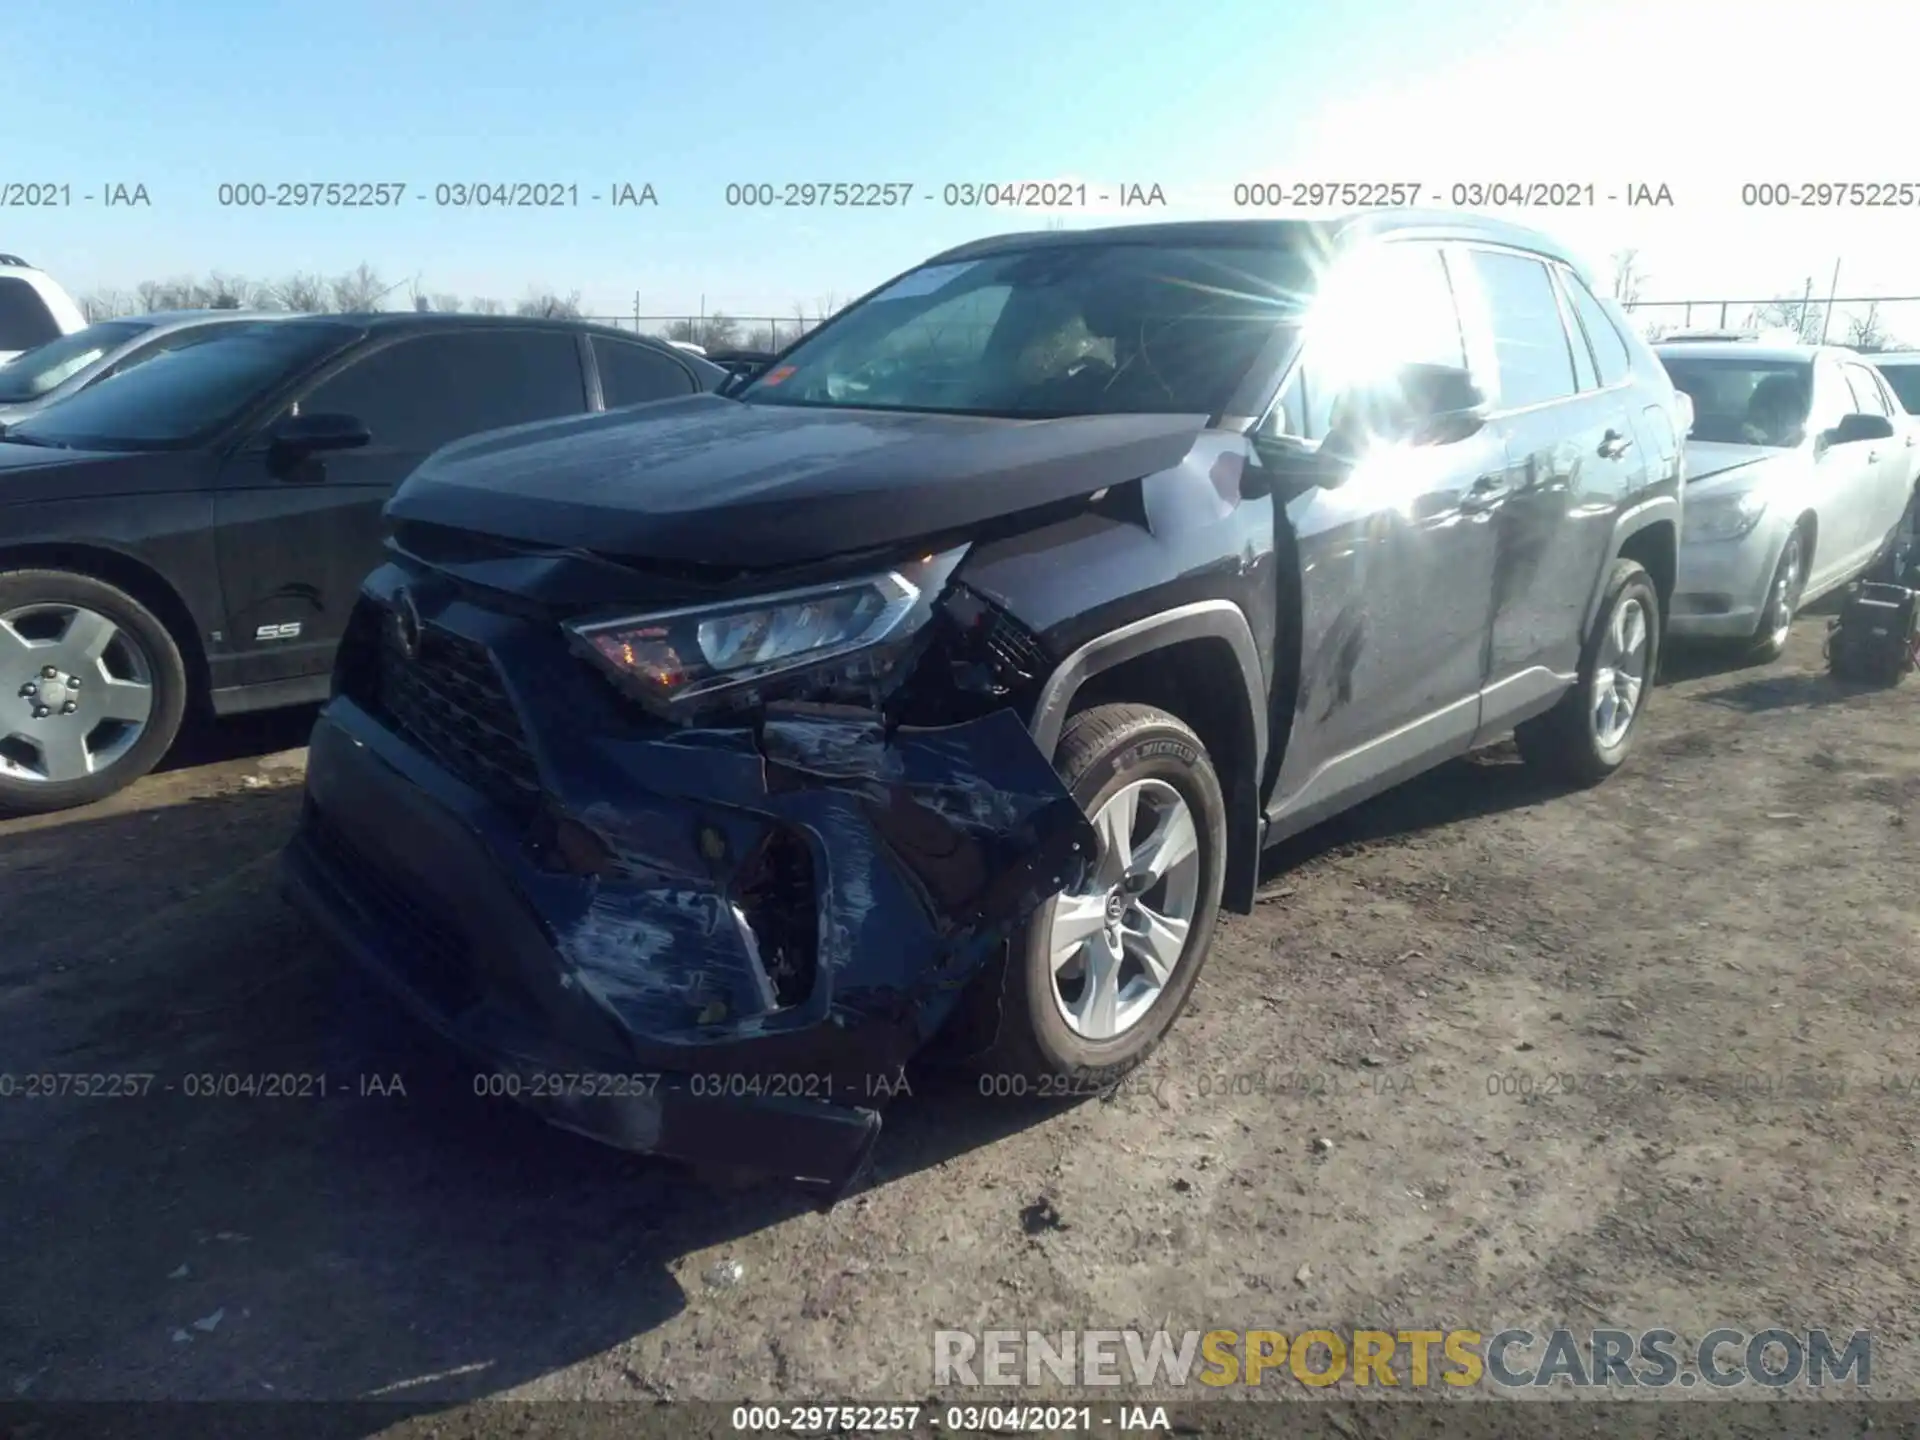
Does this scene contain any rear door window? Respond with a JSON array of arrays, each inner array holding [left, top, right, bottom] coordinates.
[[591, 336, 699, 409], [300, 329, 589, 454], [1561, 270, 1634, 388]]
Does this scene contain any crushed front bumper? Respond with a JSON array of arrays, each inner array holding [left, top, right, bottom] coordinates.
[[1668, 519, 1789, 640], [282, 586, 1093, 1199]]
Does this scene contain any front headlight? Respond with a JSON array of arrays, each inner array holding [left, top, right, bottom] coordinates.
[[567, 546, 968, 720], [1686, 491, 1769, 542]]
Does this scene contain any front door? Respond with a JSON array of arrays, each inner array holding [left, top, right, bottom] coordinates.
[[1262, 239, 1505, 835], [210, 328, 592, 694]]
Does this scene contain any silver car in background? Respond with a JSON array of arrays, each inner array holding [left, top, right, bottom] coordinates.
[[0, 310, 285, 426], [1658, 338, 1918, 659]]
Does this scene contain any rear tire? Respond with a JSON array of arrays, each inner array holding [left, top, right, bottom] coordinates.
[[975, 703, 1227, 1086], [1515, 559, 1659, 787], [0, 569, 188, 815]]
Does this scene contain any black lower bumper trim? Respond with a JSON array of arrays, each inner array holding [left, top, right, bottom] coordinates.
[[283, 832, 884, 1200]]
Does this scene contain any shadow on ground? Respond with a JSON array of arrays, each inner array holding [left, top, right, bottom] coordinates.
[[0, 785, 1181, 1412], [0, 690, 1672, 1422], [156, 704, 321, 774]]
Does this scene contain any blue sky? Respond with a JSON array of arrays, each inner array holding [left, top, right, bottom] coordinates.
[[10, 0, 1920, 328]]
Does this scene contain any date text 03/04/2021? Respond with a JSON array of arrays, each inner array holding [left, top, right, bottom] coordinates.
[[1230, 180, 1675, 208], [727, 1404, 1171, 1434]]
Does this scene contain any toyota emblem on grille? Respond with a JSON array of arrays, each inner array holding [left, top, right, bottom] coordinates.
[[392, 587, 423, 660]]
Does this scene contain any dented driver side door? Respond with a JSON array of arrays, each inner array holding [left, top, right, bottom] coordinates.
[[1259, 240, 1506, 838]]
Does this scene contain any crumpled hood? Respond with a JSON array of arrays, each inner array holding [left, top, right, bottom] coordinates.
[[1685, 439, 1789, 486], [387, 393, 1211, 569]]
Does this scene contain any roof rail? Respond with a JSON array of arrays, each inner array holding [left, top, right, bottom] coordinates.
[[0, 254, 31, 268]]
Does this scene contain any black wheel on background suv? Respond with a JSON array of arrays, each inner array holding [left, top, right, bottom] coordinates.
[[0, 569, 188, 815], [977, 702, 1228, 1085], [1515, 558, 1661, 786]]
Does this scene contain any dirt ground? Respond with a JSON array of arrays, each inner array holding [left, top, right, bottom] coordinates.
[[3, 613, 1917, 1432]]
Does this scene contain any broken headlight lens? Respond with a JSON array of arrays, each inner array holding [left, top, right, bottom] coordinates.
[[567, 546, 968, 719]]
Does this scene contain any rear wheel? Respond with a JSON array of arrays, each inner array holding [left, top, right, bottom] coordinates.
[[1749, 525, 1808, 662], [0, 570, 188, 815], [1515, 559, 1659, 786], [976, 703, 1227, 1085]]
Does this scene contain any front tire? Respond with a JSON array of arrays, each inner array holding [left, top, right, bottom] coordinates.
[[0, 569, 188, 815], [1749, 524, 1808, 662], [977, 703, 1228, 1085], [1515, 559, 1660, 786]]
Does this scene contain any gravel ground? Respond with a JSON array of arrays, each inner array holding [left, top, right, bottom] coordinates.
[[2, 616, 1916, 1434]]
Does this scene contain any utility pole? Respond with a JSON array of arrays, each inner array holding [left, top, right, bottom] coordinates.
[[1798, 277, 1814, 338], [1818, 260, 1841, 344]]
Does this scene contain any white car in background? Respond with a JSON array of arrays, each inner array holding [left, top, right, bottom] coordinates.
[[0, 255, 86, 363], [1658, 338, 1918, 659], [0, 311, 284, 426]]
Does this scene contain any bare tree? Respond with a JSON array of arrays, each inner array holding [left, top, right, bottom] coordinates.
[[469, 297, 504, 315], [328, 263, 387, 313], [665, 314, 742, 350], [80, 289, 136, 321], [272, 272, 330, 313], [514, 289, 584, 319], [204, 271, 263, 309], [1846, 302, 1890, 350], [1748, 291, 1824, 344], [429, 293, 464, 314], [1610, 249, 1646, 306]]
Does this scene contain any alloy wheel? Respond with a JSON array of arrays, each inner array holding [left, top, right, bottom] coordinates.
[[1047, 777, 1202, 1041], [1763, 532, 1803, 653], [0, 603, 156, 783], [1592, 595, 1649, 750]]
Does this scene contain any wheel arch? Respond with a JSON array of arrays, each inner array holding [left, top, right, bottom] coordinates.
[[0, 542, 210, 707], [1591, 498, 1677, 639], [1028, 601, 1267, 915]]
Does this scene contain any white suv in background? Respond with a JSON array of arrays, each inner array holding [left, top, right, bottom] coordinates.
[[0, 255, 87, 363]]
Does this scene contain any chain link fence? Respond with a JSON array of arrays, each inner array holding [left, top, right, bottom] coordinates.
[[584, 315, 825, 352], [1619, 296, 1920, 353]]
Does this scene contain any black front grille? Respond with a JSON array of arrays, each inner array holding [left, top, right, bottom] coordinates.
[[303, 807, 481, 1016], [375, 624, 543, 816]]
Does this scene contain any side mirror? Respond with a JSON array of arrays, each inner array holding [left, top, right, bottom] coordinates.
[[1826, 411, 1896, 447], [270, 411, 372, 457]]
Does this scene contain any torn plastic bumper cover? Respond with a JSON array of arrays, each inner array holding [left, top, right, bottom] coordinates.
[[282, 670, 1095, 1198]]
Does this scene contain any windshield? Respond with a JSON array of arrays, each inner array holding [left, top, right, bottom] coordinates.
[[1659, 356, 1812, 448], [3, 322, 358, 450], [1876, 361, 1920, 416], [0, 322, 149, 403], [739, 241, 1314, 418]]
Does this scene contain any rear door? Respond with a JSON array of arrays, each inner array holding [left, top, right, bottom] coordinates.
[[1454, 246, 1643, 739], [209, 328, 592, 692]]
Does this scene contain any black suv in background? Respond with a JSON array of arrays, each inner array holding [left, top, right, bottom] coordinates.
[[0, 315, 725, 812], [286, 214, 1684, 1197]]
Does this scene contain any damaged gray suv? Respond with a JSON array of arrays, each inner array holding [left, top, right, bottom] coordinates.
[[284, 213, 1685, 1198]]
